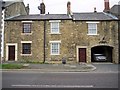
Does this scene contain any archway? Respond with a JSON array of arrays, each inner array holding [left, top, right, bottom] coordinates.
[[91, 46, 113, 62]]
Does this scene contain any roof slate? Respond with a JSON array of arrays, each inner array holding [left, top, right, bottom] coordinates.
[[73, 12, 118, 20], [110, 5, 120, 18], [5, 14, 72, 20], [5, 12, 118, 21]]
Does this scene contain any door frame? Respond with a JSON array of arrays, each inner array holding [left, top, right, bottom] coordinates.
[[6, 43, 18, 61], [76, 46, 87, 63]]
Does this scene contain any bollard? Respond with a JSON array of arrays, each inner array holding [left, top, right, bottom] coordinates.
[[62, 57, 66, 64]]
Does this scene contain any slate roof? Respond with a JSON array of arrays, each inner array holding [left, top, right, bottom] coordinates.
[[5, 14, 72, 21], [73, 12, 118, 21], [110, 5, 120, 18], [5, 12, 118, 21], [110, 5, 120, 15]]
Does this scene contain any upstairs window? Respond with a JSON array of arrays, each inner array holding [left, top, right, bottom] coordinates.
[[23, 23, 31, 33], [87, 22, 99, 35], [50, 20, 61, 34]]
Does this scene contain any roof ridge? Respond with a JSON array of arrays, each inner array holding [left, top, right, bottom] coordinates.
[[73, 12, 103, 14]]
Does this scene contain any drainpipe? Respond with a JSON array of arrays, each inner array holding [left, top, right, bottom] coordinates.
[[43, 20, 46, 63]]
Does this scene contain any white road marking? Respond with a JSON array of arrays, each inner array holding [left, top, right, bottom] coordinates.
[[2, 70, 118, 74], [12, 84, 94, 88]]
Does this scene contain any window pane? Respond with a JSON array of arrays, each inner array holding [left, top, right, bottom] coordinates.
[[23, 23, 31, 33], [22, 43, 31, 54], [51, 43, 59, 55], [88, 23, 97, 34], [51, 22, 59, 33]]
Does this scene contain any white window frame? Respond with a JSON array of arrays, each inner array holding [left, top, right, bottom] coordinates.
[[49, 41, 61, 55], [21, 21, 33, 35], [21, 41, 32, 56], [86, 22, 99, 35], [49, 20, 61, 34]]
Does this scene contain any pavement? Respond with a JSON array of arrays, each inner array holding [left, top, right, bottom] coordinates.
[[1, 62, 119, 73], [92, 63, 119, 73], [23, 63, 96, 72]]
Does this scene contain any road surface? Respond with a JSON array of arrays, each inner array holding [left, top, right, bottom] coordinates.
[[2, 71, 118, 88]]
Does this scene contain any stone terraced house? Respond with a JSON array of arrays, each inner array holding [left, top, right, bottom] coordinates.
[[110, 2, 120, 63], [3, 0, 119, 64]]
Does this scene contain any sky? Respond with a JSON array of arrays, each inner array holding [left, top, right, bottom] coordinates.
[[23, 0, 120, 14]]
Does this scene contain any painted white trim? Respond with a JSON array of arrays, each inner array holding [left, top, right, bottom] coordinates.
[[50, 33, 61, 35], [21, 21, 33, 23], [50, 41, 61, 55], [21, 33, 33, 35], [87, 23, 98, 35], [86, 22, 100, 23], [49, 20, 61, 22], [76, 46, 87, 63], [21, 41, 32, 55], [49, 41, 61, 43], [21, 54, 32, 56], [6, 43, 18, 61], [87, 34, 99, 36], [50, 22, 60, 34], [21, 41, 32, 43], [1, 10, 5, 59]]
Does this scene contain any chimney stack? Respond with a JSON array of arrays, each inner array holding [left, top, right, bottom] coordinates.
[[38, 0, 45, 14], [104, 0, 110, 13], [67, 1, 72, 17], [26, 4, 30, 15]]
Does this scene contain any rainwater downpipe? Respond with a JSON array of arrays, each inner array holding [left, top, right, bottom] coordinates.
[[43, 20, 46, 63]]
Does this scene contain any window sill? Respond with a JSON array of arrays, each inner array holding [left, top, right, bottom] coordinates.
[[87, 34, 99, 36], [49, 33, 61, 35], [21, 33, 32, 35], [50, 54, 60, 56], [21, 54, 32, 56]]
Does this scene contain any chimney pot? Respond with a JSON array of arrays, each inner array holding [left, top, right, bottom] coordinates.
[[38, 1, 45, 14], [94, 7, 97, 13], [67, 1, 72, 17]]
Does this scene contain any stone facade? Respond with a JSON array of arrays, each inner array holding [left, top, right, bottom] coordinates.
[[3, 1, 119, 64], [110, 5, 120, 63], [4, 19, 119, 63], [4, 2, 28, 19]]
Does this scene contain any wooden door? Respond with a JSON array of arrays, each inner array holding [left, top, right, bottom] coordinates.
[[79, 48, 86, 62], [8, 46, 15, 60]]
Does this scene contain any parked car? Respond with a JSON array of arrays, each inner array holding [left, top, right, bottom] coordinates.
[[93, 54, 107, 61]]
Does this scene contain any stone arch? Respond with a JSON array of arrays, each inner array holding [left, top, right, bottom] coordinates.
[[91, 45, 113, 62]]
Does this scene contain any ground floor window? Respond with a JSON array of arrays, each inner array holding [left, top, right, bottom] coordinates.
[[22, 43, 31, 54], [50, 41, 61, 55]]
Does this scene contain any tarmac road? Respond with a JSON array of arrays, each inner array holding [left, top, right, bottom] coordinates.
[[2, 71, 118, 88]]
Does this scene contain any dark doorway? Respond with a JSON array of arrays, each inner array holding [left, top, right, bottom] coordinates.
[[91, 46, 113, 62], [79, 48, 86, 62], [8, 46, 15, 60]]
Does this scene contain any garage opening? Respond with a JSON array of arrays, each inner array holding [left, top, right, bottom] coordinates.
[[91, 46, 113, 62]]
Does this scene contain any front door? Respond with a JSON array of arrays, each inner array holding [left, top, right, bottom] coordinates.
[[8, 46, 15, 60], [79, 48, 86, 62]]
